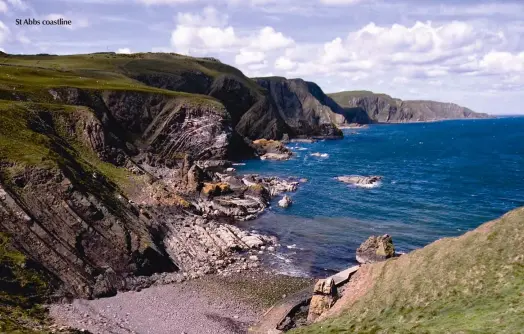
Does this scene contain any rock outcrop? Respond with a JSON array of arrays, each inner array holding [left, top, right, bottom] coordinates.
[[356, 234, 396, 264], [329, 91, 490, 123], [255, 77, 372, 138], [252, 139, 293, 161], [337, 175, 382, 188], [278, 195, 293, 208], [307, 278, 338, 323]]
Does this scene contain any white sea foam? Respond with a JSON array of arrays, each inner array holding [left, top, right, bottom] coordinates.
[[286, 244, 297, 249], [350, 181, 382, 189], [297, 147, 308, 151], [270, 252, 310, 277], [310, 152, 329, 158], [232, 163, 246, 166]]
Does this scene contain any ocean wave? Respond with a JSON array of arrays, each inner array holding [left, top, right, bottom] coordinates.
[[350, 181, 382, 189], [232, 163, 246, 166], [270, 252, 310, 277], [310, 152, 329, 158]]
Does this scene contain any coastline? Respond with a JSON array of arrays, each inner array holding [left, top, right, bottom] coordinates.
[[49, 270, 314, 334]]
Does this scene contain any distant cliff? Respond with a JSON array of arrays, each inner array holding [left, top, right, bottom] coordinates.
[[328, 91, 490, 123], [254, 77, 371, 138]]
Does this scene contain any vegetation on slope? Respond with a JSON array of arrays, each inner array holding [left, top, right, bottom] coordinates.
[[0, 233, 52, 333], [328, 91, 398, 108], [294, 207, 524, 333], [0, 52, 260, 101]]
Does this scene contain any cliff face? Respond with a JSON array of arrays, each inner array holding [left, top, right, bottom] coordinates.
[[255, 77, 371, 137], [0, 53, 297, 306], [124, 57, 291, 141], [328, 91, 490, 123]]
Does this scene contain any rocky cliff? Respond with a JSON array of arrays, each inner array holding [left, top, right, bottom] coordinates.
[[255, 77, 371, 137], [0, 52, 307, 322], [328, 91, 490, 123]]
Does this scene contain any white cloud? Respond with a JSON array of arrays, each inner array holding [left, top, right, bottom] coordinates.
[[171, 25, 237, 54], [0, 21, 10, 45], [0, 1, 7, 13], [6, 0, 28, 10], [275, 56, 296, 70], [249, 26, 294, 51], [16, 33, 30, 45], [479, 51, 524, 74], [176, 6, 227, 27], [170, 7, 293, 56], [116, 47, 132, 54], [319, 0, 364, 4], [235, 49, 265, 65], [137, 0, 197, 4]]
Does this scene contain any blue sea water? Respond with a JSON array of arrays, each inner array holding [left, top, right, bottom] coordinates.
[[237, 117, 524, 277]]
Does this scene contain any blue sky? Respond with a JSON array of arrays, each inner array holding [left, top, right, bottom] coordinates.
[[1, 0, 523, 114]]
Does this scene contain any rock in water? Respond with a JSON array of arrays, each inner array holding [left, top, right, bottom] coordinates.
[[278, 195, 293, 208], [307, 278, 338, 323], [336, 175, 382, 187], [356, 234, 395, 264]]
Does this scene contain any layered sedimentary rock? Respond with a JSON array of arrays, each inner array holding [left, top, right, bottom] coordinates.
[[329, 91, 490, 123], [255, 77, 371, 138]]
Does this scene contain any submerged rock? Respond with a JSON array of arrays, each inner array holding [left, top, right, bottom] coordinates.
[[261, 153, 291, 161], [278, 195, 293, 208], [356, 234, 396, 264], [337, 175, 382, 187], [307, 278, 338, 322]]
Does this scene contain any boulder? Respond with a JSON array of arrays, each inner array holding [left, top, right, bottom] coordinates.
[[336, 175, 382, 187], [252, 139, 293, 161], [278, 195, 293, 208], [201, 182, 232, 198], [307, 278, 338, 322], [356, 234, 395, 264], [260, 153, 291, 161], [186, 165, 204, 192]]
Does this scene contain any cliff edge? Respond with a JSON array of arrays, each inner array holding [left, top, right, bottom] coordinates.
[[329, 90, 490, 123]]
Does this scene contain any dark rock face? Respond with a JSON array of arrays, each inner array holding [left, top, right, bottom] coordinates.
[[329, 91, 490, 123], [356, 234, 396, 264], [51, 88, 233, 163], [132, 70, 291, 142], [255, 78, 370, 138], [0, 169, 176, 299], [0, 91, 301, 300]]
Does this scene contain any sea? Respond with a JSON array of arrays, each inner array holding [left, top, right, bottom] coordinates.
[[236, 117, 524, 277]]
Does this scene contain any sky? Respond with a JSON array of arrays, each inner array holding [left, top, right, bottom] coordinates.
[[0, 0, 523, 115]]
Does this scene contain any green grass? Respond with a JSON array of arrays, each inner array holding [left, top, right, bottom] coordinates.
[[0, 100, 138, 195], [0, 52, 262, 100], [328, 91, 397, 108], [293, 208, 524, 333], [0, 233, 51, 333]]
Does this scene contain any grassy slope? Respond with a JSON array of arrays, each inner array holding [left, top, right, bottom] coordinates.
[[0, 52, 261, 100], [0, 233, 51, 333], [328, 91, 398, 108], [294, 208, 524, 334]]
